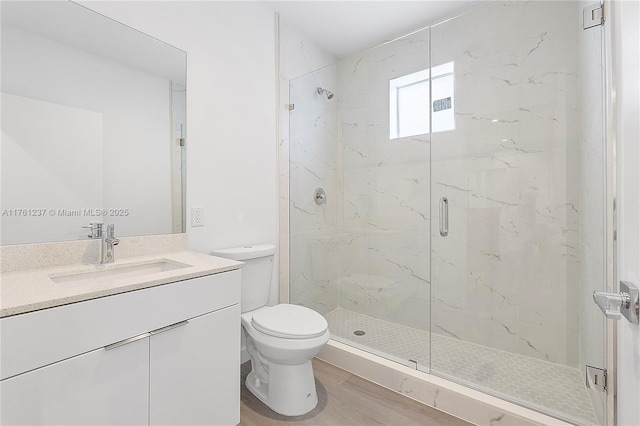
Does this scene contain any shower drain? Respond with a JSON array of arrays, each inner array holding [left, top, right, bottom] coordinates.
[[353, 330, 366, 336]]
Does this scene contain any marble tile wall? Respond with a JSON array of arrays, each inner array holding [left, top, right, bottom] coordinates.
[[282, 1, 602, 372], [578, 0, 606, 422], [288, 66, 341, 315], [336, 29, 431, 331], [278, 18, 339, 313], [429, 1, 582, 367]]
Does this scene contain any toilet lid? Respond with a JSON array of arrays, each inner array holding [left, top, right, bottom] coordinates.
[[251, 305, 328, 339]]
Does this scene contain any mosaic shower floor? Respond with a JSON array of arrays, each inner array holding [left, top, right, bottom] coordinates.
[[325, 308, 598, 425]]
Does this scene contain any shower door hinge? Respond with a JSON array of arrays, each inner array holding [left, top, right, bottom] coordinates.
[[586, 365, 607, 392], [583, 3, 604, 29], [287, 103, 295, 111]]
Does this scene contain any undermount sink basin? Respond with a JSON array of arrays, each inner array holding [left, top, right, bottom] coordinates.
[[50, 260, 191, 285]]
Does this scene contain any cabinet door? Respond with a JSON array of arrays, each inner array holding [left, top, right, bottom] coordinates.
[[149, 304, 240, 426], [0, 336, 149, 425]]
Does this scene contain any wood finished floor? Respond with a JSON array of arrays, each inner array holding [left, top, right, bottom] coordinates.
[[239, 359, 472, 426]]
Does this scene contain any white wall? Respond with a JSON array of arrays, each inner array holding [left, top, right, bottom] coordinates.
[[1, 94, 103, 243], [1, 24, 172, 243], [80, 1, 278, 302], [613, 0, 640, 424]]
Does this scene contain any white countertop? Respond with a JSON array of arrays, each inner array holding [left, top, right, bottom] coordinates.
[[0, 251, 243, 318]]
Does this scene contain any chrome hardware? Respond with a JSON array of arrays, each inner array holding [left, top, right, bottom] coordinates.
[[586, 365, 607, 392], [150, 320, 189, 335], [101, 224, 120, 264], [593, 291, 625, 320], [83, 222, 103, 239], [439, 197, 449, 237], [593, 281, 639, 323], [288, 103, 295, 111], [104, 332, 151, 351], [583, 3, 604, 29], [314, 187, 326, 206], [179, 122, 186, 146], [317, 87, 334, 100], [105, 321, 188, 351]]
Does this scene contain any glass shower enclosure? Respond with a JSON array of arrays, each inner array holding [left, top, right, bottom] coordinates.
[[288, 2, 606, 424]]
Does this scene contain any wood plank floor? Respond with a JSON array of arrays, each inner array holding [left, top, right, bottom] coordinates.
[[239, 359, 472, 426]]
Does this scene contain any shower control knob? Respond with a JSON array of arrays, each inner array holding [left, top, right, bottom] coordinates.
[[313, 187, 326, 205]]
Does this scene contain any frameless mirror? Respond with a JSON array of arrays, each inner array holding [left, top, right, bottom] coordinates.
[[1, 1, 187, 245]]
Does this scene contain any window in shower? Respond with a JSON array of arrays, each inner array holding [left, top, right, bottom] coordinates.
[[389, 61, 454, 139]]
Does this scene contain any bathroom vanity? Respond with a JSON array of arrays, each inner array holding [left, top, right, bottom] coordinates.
[[0, 1, 243, 423], [0, 250, 242, 425]]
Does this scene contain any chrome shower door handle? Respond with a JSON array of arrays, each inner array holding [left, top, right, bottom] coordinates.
[[593, 291, 624, 320], [439, 197, 449, 237]]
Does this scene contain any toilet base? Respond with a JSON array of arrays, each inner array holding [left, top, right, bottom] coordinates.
[[245, 360, 318, 416]]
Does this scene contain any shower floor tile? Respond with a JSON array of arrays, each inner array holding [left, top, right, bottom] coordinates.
[[325, 308, 598, 425]]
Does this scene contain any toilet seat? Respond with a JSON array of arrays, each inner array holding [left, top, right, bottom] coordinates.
[[251, 305, 328, 339]]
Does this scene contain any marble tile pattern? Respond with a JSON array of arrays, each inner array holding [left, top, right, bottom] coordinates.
[[336, 26, 431, 332], [330, 0, 587, 367], [428, 1, 584, 367], [282, 0, 603, 421], [319, 340, 573, 426], [577, 0, 607, 423], [288, 65, 341, 315], [278, 19, 337, 303], [326, 308, 598, 425]]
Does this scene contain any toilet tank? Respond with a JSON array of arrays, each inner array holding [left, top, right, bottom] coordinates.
[[210, 244, 276, 313]]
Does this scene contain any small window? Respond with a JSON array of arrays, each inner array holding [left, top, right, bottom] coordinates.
[[389, 62, 455, 139]]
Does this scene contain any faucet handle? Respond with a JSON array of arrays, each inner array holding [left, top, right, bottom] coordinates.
[[106, 224, 120, 245], [83, 222, 103, 238]]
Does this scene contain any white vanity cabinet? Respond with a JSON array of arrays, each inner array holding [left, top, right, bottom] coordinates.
[[1, 337, 150, 425], [0, 269, 241, 426], [149, 305, 239, 425]]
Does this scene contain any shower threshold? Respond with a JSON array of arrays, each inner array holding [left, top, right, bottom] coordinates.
[[325, 308, 597, 425]]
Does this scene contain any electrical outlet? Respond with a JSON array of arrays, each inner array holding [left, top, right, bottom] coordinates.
[[191, 206, 204, 227]]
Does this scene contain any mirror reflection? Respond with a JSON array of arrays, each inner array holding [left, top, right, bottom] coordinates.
[[1, 1, 187, 245]]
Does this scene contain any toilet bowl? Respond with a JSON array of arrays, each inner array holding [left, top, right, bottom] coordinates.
[[242, 305, 330, 415], [210, 244, 330, 416]]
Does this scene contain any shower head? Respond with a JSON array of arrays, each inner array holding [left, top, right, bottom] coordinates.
[[317, 87, 334, 100]]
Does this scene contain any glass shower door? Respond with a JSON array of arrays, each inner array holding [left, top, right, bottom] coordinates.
[[288, 28, 433, 372], [333, 27, 432, 370], [429, 1, 606, 424]]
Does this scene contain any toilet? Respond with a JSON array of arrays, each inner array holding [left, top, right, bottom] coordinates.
[[210, 244, 330, 416]]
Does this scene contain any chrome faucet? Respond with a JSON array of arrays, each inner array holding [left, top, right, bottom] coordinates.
[[101, 224, 120, 264], [83, 222, 103, 239]]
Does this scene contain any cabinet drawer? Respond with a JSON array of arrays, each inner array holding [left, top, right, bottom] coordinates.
[[1, 270, 240, 380], [149, 304, 240, 425], [1, 336, 149, 425]]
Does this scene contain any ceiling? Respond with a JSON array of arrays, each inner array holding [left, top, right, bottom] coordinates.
[[264, 1, 477, 58]]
